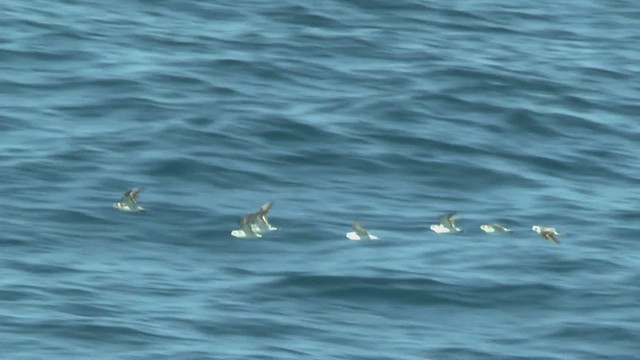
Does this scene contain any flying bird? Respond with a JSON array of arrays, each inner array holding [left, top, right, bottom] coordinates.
[[231, 201, 277, 238], [113, 188, 145, 212], [346, 220, 379, 241], [430, 212, 462, 233], [480, 223, 511, 233], [532, 225, 562, 244]]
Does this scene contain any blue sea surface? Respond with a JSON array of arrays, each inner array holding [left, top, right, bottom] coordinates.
[[1, 1, 640, 359]]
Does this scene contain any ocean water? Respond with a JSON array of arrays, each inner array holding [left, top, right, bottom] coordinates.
[[1, 0, 639, 359]]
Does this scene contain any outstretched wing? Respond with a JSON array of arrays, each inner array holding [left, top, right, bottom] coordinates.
[[125, 188, 141, 201], [257, 201, 273, 222], [123, 188, 141, 208]]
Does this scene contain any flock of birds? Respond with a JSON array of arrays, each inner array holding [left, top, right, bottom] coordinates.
[[113, 188, 564, 244]]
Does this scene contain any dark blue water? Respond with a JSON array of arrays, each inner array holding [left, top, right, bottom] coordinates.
[[2, 1, 640, 359]]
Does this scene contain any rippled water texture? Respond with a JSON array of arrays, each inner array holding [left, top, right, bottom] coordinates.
[[1, 1, 640, 359]]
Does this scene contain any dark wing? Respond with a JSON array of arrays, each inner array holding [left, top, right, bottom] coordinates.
[[352, 220, 369, 236], [122, 188, 141, 208], [439, 212, 457, 230], [542, 230, 560, 244], [125, 188, 141, 201], [241, 214, 257, 234], [352, 220, 371, 239], [258, 201, 273, 222], [243, 212, 259, 225]]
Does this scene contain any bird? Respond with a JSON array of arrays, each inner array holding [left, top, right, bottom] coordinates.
[[430, 212, 462, 233], [346, 220, 379, 241], [532, 225, 562, 244], [113, 188, 145, 212], [480, 223, 511, 233], [230, 201, 277, 238], [231, 215, 263, 238]]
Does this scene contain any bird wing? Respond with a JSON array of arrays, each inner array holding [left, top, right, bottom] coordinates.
[[242, 212, 258, 225], [123, 188, 141, 207], [439, 212, 457, 230], [125, 188, 141, 201], [352, 221, 369, 237], [353, 220, 374, 240], [241, 214, 258, 235], [542, 230, 560, 244], [258, 201, 273, 223]]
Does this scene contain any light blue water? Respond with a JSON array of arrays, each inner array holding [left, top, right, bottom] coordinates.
[[1, 1, 640, 359]]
